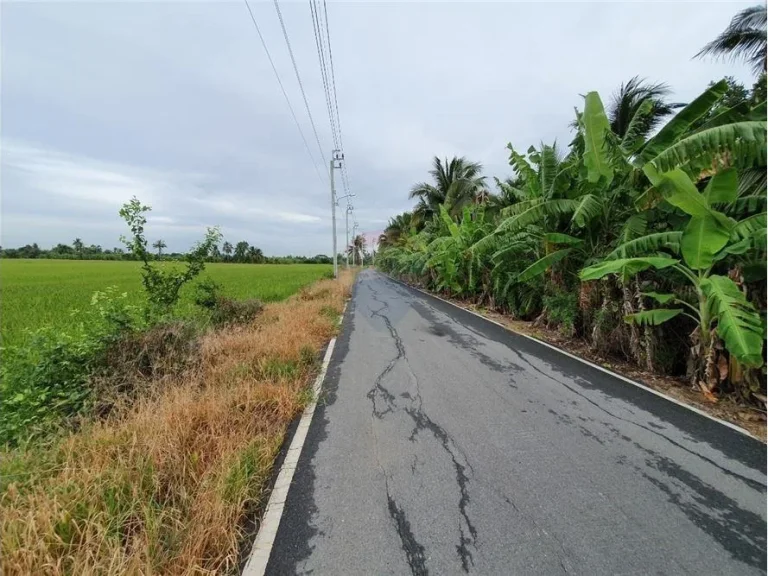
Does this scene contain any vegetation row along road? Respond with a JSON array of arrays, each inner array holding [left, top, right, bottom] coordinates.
[[377, 6, 767, 416]]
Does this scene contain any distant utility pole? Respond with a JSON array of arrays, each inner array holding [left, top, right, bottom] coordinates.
[[330, 149, 344, 278], [335, 194, 354, 269], [345, 204, 353, 268]]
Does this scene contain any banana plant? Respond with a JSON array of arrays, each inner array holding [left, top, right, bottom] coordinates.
[[580, 168, 765, 371], [424, 205, 491, 296]]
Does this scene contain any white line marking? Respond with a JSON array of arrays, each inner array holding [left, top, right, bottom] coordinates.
[[385, 275, 756, 439], [242, 317, 342, 575]]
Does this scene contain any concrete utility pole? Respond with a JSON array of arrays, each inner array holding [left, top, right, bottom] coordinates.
[[335, 194, 354, 268], [330, 150, 344, 278], [345, 205, 353, 268]]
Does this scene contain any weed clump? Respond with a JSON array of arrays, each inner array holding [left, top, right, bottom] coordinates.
[[194, 277, 264, 326]]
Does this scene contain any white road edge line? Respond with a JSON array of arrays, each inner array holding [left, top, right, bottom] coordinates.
[[242, 302, 347, 576], [385, 275, 755, 439]]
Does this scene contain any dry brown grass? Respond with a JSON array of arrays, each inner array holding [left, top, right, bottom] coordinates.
[[1, 271, 356, 575]]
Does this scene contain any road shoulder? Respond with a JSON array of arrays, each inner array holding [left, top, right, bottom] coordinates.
[[386, 276, 766, 442]]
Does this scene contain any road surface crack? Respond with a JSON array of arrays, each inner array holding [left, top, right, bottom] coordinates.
[[405, 405, 477, 571], [385, 476, 429, 576], [366, 280, 478, 572], [506, 348, 765, 491]]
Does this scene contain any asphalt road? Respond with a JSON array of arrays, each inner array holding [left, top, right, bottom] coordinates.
[[267, 270, 767, 575]]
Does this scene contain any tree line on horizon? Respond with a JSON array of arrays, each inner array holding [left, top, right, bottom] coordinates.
[[0, 238, 337, 265], [377, 5, 768, 405]]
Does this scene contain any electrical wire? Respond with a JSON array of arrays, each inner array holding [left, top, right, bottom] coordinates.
[[273, 0, 328, 168], [309, 0, 340, 151], [243, 0, 327, 184], [319, 0, 352, 196]]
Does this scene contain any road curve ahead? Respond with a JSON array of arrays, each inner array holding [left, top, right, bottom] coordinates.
[[267, 270, 766, 575]]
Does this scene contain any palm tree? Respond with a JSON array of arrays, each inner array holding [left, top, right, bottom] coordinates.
[[379, 212, 414, 247], [607, 77, 684, 142], [248, 246, 264, 263], [352, 234, 366, 265], [409, 156, 486, 222], [696, 4, 767, 76], [234, 241, 249, 263], [72, 238, 84, 257], [152, 239, 167, 256], [222, 241, 233, 261]]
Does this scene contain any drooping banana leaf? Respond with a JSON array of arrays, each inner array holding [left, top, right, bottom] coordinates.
[[750, 100, 767, 121], [701, 275, 764, 367], [571, 194, 603, 227], [726, 195, 767, 217], [517, 248, 572, 283], [731, 213, 767, 241], [649, 168, 711, 217], [637, 79, 728, 164], [694, 101, 752, 132], [543, 233, 583, 246], [641, 292, 677, 304], [493, 199, 578, 235], [605, 231, 683, 260], [618, 213, 648, 244], [644, 121, 767, 174], [580, 257, 679, 281], [717, 222, 767, 259], [651, 169, 738, 234], [625, 309, 683, 326]]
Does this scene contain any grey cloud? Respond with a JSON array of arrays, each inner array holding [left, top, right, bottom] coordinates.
[[1, 0, 756, 254]]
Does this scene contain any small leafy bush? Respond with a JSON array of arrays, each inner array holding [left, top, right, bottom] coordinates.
[[194, 277, 221, 310], [120, 197, 221, 319], [543, 290, 580, 337]]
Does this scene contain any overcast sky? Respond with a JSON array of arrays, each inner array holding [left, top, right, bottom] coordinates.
[[1, 0, 756, 255]]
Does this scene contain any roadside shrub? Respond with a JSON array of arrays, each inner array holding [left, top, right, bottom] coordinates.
[[91, 321, 201, 417], [194, 276, 221, 310], [542, 290, 579, 337], [210, 297, 264, 326], [0, 289, 141, 445], [194, 277, 263, 326]]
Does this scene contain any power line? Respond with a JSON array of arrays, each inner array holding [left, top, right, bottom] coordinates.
[[273, 0, 328, 168], [242, 0, 327, 185], [309, 0, 340, 151], [321, 0, 345, 156], [319, 0, 352, 196]]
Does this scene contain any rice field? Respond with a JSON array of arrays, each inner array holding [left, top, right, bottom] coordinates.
[[0, 259, 332, 349]]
